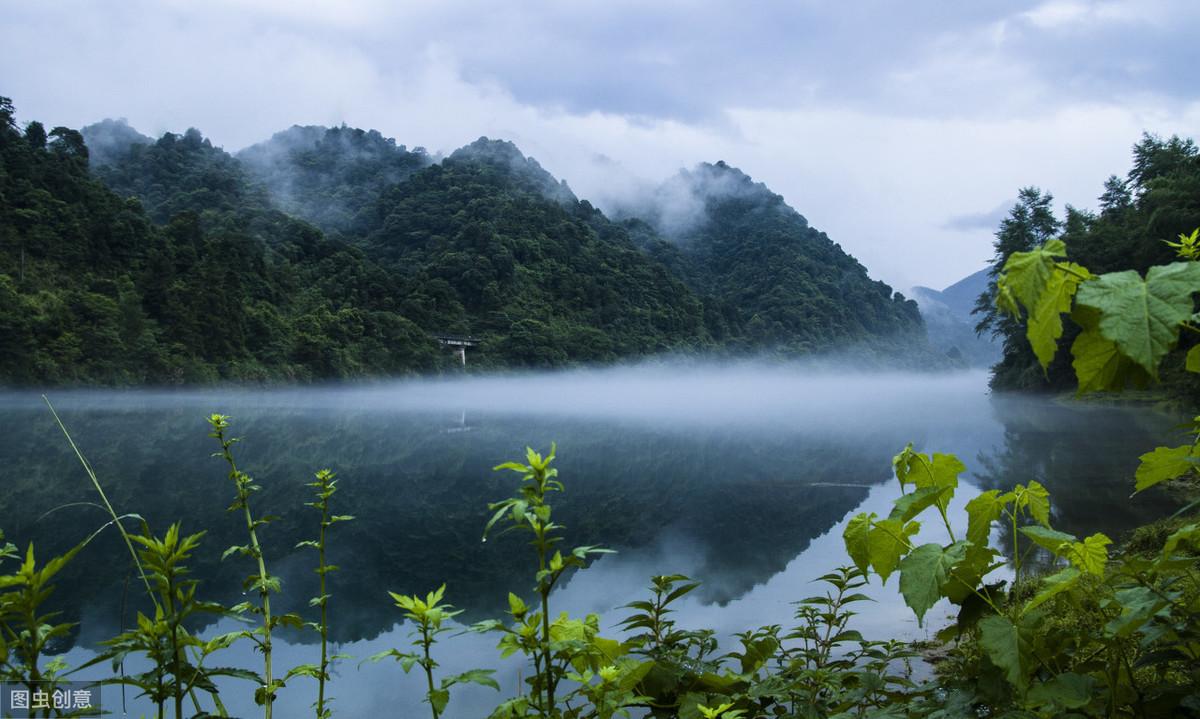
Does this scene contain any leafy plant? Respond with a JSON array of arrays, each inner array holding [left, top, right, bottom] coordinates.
[[0, 539, 85, 710], [476, 445, 646, 719], [101, 522, 249, 718], [209, 414, 303, 717], [295, 468, 354, 719], [372, 584, 498, 719]]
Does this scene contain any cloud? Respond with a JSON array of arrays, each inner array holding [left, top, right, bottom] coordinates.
[[1, 0, 1198, 290], [944, 201, 1014, 233]]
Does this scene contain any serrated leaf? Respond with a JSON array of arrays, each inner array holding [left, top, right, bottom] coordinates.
[[898, 542, 966, 625], [1027, 672, 1094, 709], [978, 615, 1032, 693], [1066, 533, 1111, 575], [889, 486, 950, 524], [965, 490, 1004, 546], [843, 513, 873, 577], [868, 518, 918, 584], [1020, 481, 1051, 527], [1019, 525, 1076, 556], [1134, 444, 1195, 492], [1024, 566, 1081, 614], [1074, 262, 1200, 379], [1027, 262, 1091, 369], [998, 239, 1068, 313]]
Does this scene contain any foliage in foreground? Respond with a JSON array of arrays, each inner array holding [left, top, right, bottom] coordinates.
[[1, 237, 1200, 717]]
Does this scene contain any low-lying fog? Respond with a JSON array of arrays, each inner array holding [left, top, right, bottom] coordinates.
[[2, 363, 1182, 719]]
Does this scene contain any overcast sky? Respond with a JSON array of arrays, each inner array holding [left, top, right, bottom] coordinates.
[[2, 0, 1198, 289]]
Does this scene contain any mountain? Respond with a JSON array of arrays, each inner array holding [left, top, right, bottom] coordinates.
[[1, 99, 439, 384], [615, 161, 927, 355], [237, 125, 433, 236], [80, 118, 152, 166], [0, 96, 942, 385], [910, 269, 999, 367]]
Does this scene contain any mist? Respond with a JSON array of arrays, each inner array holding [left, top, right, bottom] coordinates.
[[24, 362, 989, 434]]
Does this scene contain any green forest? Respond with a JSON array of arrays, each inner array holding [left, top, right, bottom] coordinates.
[[0, 97, 930, 386], [974, 133, 1200, 402]]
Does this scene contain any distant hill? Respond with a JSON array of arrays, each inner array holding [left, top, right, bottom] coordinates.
[[910, 269, 1000, 368]]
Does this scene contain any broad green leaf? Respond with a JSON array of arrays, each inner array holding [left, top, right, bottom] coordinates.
[[1074, 262, 1200, 379], [898, 542, 966, 625], [1027, 262, 1091, 369], [1188, 345, 1200, 373], [942, 542, 999, 604], [997, 239, 1067, 313], [868, 518, 919, 584], [1072, 323, 1129, 393], [1134, 444, 1194, 492], [1104, 586, 1166, 637], [1066, 533, 1111, 575], [889, 486, 950, 524], [429, 688, 450, 715], [1160, 522, 1200, 557], [1019, 481, 1051, 527], [965, 490, 1004, 546], [1027, 672, 1094, 709], [978, 615, 1031, 693], [1024, 566, 1081, 614], [1019, 525, 1076, 556], [843, 513, 873, 577]]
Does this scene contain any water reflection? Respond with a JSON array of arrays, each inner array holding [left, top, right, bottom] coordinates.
[[0, 366, 1184, 718]]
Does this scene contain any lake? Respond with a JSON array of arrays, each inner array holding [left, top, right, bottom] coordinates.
[[0, 365, 1183, 718]]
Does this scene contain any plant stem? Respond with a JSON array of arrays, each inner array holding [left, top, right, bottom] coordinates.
[[317, 511, 328, 719]]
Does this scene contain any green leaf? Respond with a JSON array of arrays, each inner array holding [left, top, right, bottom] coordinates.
[[1027, 672, 1094, 709], [1019, 481, 1051, 527], [1066, 533, 1111, 575], [1188, 345, 1200, 373], [428, 688, 450, 715], [1019, 525, 1076, 556], [1074, 262, 1200, 379], [868, 518, 919, 584], [998, 239, 1068, 313], [890, 486, 950, 524], [965, 490, 1004, 546], [1072, 320, 1132, 393], [898, 542, 966, 625], [1027, 262, 1091, 369], [843, 513, 873, 577], [978, 615, 1032, 693], [1024, 566, 1081, 614], [1134, 444, 1195, 492], [445, 669, 500, 691]]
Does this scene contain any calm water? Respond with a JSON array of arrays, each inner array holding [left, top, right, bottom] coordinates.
[[0, 366, 1183, 718]]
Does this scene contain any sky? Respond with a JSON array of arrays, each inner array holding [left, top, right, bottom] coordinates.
[[2, 0, 1198, 290]]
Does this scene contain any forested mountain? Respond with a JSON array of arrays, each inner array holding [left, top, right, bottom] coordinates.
[[237, 125, 432, 236], [0, 96, 934, 385], [1, 99, 439, 384], [976, 133, 1200, 397], [616, 161, 926, 353]]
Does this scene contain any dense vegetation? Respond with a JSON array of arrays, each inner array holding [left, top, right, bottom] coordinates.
[[2, 234, 1199, 718], [0, 98, 441, 384], [0, 96, 932, 385], [976, 133, 1200, 400], [620, 162, 925, 354]]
